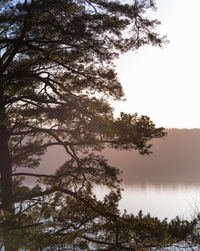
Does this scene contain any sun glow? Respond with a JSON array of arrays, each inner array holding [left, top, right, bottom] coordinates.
[[114, 0, 200, 129]]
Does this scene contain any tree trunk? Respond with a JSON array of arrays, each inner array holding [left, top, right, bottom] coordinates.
[[0, 107, 18, 251], [0, 129, 13, 212]]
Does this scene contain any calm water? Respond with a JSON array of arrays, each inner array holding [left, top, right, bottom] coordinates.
[[119, 185, 200, 219], [20, 129, 200, 220], [102, 130, 200, 220], [94, 185, 200, 220], [6, 130, 200, 251]]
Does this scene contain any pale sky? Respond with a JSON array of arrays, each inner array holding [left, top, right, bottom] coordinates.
[[113, 0, 200, 129]]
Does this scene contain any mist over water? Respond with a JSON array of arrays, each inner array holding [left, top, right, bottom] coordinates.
[[102, 129, 200, 219], [104, 129, 200, 187], [20, 129, 200, 219]]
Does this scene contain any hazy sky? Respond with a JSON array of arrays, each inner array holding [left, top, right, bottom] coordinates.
[[113, 0, 200, 129]]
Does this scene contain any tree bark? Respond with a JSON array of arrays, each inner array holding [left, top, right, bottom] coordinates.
[[0, 106, 18, 251], [0, 129, 13, 211]]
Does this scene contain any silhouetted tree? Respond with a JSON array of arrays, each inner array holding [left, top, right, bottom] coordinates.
[[0, 0, 169, 250]]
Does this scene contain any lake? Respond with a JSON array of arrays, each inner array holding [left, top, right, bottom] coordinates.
[[102, 129, 200, 219], [94, 184, 200, 220], [21, 129, 200, 220]]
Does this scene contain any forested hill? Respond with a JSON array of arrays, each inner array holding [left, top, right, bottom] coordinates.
[[30, 129, 200, 187], [104, 128, 200, 187]]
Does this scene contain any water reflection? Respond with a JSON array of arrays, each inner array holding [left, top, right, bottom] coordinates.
[[120, 185, 200, 220], [94, 184, 200, 220], [101, 129, 200, 219], [19, 129, 200, 219]]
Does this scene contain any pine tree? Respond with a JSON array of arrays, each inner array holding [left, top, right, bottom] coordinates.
[[0, 0, 167, 250]]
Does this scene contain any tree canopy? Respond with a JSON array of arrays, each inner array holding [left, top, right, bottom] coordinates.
[[1, 0, 198, 250]]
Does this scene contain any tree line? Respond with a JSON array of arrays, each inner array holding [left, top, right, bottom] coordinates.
[[0, 0, 199, 250]]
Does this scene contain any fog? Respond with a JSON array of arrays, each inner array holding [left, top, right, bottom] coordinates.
[[104, 129, 200, 187], [20, 129, 200, 187]]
